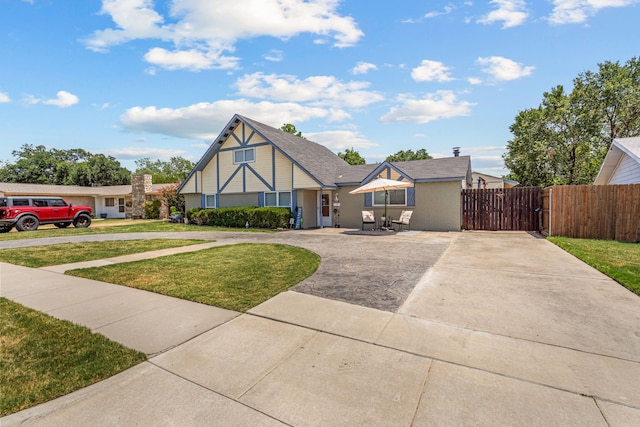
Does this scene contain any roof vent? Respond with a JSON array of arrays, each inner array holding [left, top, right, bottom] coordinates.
[[452, 147, 460, 157]]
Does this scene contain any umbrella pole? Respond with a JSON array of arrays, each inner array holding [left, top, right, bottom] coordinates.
[[384, 190, 388, 227]]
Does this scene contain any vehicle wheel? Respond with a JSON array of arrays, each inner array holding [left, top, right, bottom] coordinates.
[[54, 222, 71, 228], [0, 226, 12, 233], [16, 216, 39, 231], [73, 214, 92, 228]]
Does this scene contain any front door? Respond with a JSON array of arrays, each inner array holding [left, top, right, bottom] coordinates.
[[321, 193, 332, 227]]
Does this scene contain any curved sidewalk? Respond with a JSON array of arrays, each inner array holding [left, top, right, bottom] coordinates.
[[2, 230, 639, 426]]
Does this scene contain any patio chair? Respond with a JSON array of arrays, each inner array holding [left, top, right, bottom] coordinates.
[[392, 210, 413, 231], [361, 210, 376, 230]]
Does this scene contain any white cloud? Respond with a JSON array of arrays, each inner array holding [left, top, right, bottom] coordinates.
[[234, 72, 384, 108], [25, 90, 79, 108], [120, 99, 347, 140], [476, 56, 534, 81], [143, 47, 239, 71], [380, 90, 475, 124], [467, 77, 483, 85], [0, 91, 10, 103], [411, 60, 455, 82], [305, 130, 378, 150], [425, 4, 456, 19], [84, 0, 363, 71], [352, 62, 377, 75], [101, 147, 188, 160], [548, 0, 639, 24], [263, 49, 284, 62], [44, 91, 79, 107], [477, 0, 528, 28]]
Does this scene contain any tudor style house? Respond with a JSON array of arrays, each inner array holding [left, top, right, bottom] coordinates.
[[178, 114, 472, 231]]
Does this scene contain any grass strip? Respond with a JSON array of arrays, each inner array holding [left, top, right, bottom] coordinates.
[[0, 220, 271, 241], [0, 239, 211, 268], [0, 298, 146, 416], [548, 237, 640, 296], [67, 243, 320, 312]]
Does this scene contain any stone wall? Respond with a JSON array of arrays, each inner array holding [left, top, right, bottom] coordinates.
[[130, 174, 152, 219]]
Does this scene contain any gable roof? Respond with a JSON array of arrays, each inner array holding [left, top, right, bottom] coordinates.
[[240, 115, 350, 188], [594, 137, 640, 185], [391, 157, 472, 183], [178, 114, 473, 192], [178, 114, 350, 192]]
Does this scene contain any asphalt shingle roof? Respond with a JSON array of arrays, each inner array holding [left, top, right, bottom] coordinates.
[[239, 115, 350, 188], [0, 182, 167, 197]]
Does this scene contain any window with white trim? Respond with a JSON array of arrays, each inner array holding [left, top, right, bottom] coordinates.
[[233, 148, 255, 164], [105, 197, 115, 207], [265, 191, 292, 207], [205, 194, 216, 208], [373, 189, 406, 206]]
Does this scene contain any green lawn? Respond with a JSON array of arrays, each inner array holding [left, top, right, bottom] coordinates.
[[0, 239, 211, 267], [548, 237, 640, 296], [0, 298, 146, 416], [0, 219, 271, 241], [67, 243, 320, 312]]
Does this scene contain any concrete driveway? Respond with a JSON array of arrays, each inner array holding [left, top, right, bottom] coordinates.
[[2, 229, 639, 426]]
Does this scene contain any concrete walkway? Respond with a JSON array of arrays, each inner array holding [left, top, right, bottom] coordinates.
[[1, 230, 639, 426]]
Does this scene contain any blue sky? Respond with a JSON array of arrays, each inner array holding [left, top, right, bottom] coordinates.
[[1, 0, 638, 176]]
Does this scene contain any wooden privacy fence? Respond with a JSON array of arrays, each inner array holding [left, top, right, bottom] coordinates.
[[542, 184, 640, 242], [461, 187, 541, 231]]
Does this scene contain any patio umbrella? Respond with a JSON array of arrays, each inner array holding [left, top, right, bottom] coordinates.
[[349, 178, 413, 221]]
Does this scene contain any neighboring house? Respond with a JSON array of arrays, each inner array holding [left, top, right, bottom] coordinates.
[[594, 137, 640, 185], [178, 114, 472, 231], [472, 172, 519, 189], [0, 175, 168, 219]]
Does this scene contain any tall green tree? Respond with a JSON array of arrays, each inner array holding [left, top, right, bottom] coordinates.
[[134, 156, 195, 184], [0, 144, 131, 185], [280, 123, 303, 137], [504, 57, 640, 186], [386, 148, 432, 162], [338, 148, 366, 165]]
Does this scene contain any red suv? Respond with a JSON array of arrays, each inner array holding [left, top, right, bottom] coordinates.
[[0, 196, 92, 233]]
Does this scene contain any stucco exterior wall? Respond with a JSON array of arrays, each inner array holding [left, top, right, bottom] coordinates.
[[335, 186, 363, 229], [334, 181, 461, 231], [184, 194, 201, 212], [219, 193, 259, 207], [413, 181, 462, 231], [295, 190, 318, 228]]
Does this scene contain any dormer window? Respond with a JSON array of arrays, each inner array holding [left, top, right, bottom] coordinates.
[[234, 148, 255, 164]]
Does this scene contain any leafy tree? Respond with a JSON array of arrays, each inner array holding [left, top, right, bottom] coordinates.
[[134, 156, 195, 184], [338, 148, 366, 165], [280, 123, 303, 137], [0, 144, 130, 185], [159, 183, 185, 215], [504, 57, 640, 186], [386, 148, 432, 162], [70, 154, 131, 186]]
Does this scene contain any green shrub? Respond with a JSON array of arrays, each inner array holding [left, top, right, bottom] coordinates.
[[143, 199, 161, 219], [186, 206, 291, 229]]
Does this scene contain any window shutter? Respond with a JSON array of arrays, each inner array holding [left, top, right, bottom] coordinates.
[[200, 194, 206, 208], [364, 193, 372, 207], [407, 187, 415, 206], [258, 192, 265, 207]]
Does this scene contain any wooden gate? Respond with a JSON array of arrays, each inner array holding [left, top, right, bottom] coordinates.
[[461, 187, 542, 231]]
